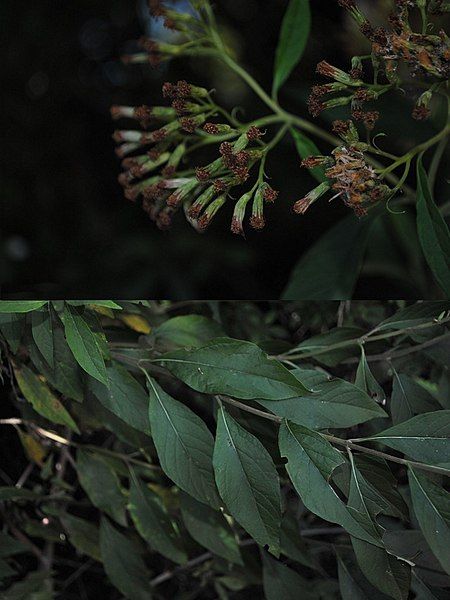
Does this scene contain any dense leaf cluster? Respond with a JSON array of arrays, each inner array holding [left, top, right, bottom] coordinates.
[[0, 300, 449, 599]]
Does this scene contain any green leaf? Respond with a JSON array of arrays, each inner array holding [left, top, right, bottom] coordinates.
[[371, 411, 450, 465], [99, 517, 152, 600], [31, 307, 54, 369], [180, 491, 242, 565], [14, 365, 79, 433], [147, 377, 220, 508], [0, 533, 27, 558], [159, 337, 310, 400], [1, 570, 54, 600], [351, 537, 411, 600], [213, 406, 281, 554], [278, 421, 382, 545], [258, 367, 387, 430], [291, 128, 327, 183], [62, 304, 108, 385], [0, 313, 24, 353], [279, 512, 316, 569], [0, 487, 40, 501], [67, 300, 122, 309], [129, 471, 187, 565], [262, 553, 315, 600], [89, 362, 150, 435], [416, 157, 450, 296], [0, 301, 47, 313], [336, 547, 387, 600], [408, 467, 450, 575], [283, 215, 375, 299], [377, 301, 450, 331], [391, 372, 440, 425], [153, 315, 225, 349], [355, 347, 386, 405], [272, 0, 311, 96], [289, 327, 364, 367], [77, 449, 127, 526], [60, 514, 101, 561]]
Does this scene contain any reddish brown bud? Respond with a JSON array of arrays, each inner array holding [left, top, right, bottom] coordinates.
[[134, 105, 154, 128], [412, 106, 431, 120], [246, 126, 263, 141], [263, 186, 278, 203], [249, 215, 265, 230], [203, 123, 220, 135], [162, 82, 176, 98], [176, 80, 192, 97], [195, 167, 210, 182], [213, 179, 228, 193], [162, 165, 176, 178], [180, 117, 197, 133]]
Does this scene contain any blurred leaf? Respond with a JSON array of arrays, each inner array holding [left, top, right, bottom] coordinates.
[[1, 570, 54, 599], [0, 313, 24, 353], [153, 315, 224, 349], [377, 301, 450, 331], [283, 215, 375, 299], [0, 302, 47, 313], [416, 157, 450, 296], [0, 533, 28, 558], [14, 364, 79, 433], [262, 553, 315, 599], [180, 491, 242, 564], [273, 0, 311, 96], [147, 377, 220, 508], [121, 314, 151, 334], [77, 449, 127, 526], [213, 406, 281, 555], [159, 337, 311, 400], [408, 468, 450, 575], [289, 327, 364, 367], [62, 304, 107, 385], [18, 431, 48, 466], [60, 514, 101, 561], [129, 471, 187, 565], [0, 487, 40, 501], [100, 517, 152, 600], [31, 307, 54, 368]]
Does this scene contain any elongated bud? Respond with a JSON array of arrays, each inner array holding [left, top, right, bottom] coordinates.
[[162, 143, 186, 177], [167, 178, 199, 208], [175, 80, 209, 99], [316, 61, 362, 85], [188, 186, 216, 218], [250, 184, 266, 230], [332, 119, 359, 144], [198, 195, 227, 231], [179, 114, 207, 133], [195, 157, 223, 182], [293, 182, 331, 214], [231, 192, 252, 236], [337, 0, 366, 25], [203, 123, 233, 135]]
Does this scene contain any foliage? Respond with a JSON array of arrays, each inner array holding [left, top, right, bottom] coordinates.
[[0, 300, 450, 598], [109, 0, 449, 298]]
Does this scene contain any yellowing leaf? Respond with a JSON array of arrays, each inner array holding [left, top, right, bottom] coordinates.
[[121, 314, 151, 334], [18, 431, 48, 466]]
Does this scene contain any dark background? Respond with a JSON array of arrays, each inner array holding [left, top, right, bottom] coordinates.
[[1, 0, 448, 299]]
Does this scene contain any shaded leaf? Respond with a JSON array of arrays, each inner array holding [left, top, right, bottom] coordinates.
[[129, 471, 187, 565], [288, 327, 364, 367], [273, 0, 311, 95], [159, 337, 310, 400], [153, 315, 224, 349], [391, 372, 440, 425], [213, 406, 281, 554], [180, 491, 242, 564], [14, 364, 79, 433], [61, 514, 101, 561], [147, 377, 220, 508], [99, 517, 152, 600], [377, 302, 450, 331], [409, 467, 450, 575], [283, 215, 375, 299], [291, 128, 326, 183], [262, 553, 315, 600], [355, 346, 386, 405], [0, 301, 47, 313], [31, 307, 53, 368], [77, 449, 127, 526]]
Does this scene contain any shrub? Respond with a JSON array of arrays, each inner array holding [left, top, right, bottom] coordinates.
[[0, 300, 449, 598]]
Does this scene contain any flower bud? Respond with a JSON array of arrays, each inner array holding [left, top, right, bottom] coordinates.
[[231, 192, 252, 236], [293, 182, 331, 215], [198, 195, 227, 231]]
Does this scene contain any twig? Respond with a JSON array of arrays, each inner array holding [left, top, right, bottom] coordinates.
[[150, 551, 213, 587]]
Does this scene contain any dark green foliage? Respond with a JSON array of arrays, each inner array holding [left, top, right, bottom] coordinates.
[[1, 300, 449, 598]]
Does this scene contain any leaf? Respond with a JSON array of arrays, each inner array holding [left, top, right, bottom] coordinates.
[[408, 467, 450, 575], [121, 314, 151, 334], [278, 420, 382, 545], [159, 337, 310, 400], [62, 304, 108, 385], [213, 406, 281, 554], [67, 300, 122, 309], [289, 327, 365, 367], [280, 512, 316, 569], [351, 537, 411, 600], [0, 301, 47, 313], [147, 377, 220, 508], [31, 307, 54, 368], [377, 301, 450, 331], [99, 517, 152, 600], [257, 367, 387, 430], [180, 491, 242, 564], [153, 315, 224, 349], [14, 365, 79, 433], [0, 533, 27, 557], [391, 372, 440, 425], [336, 547, 387, 600], [355, 347, 386, 405], [370, 411, 450, 465], [0, 487, 40, 501], [262, 553, 315, 600], [272, 0, 311, 96], [89, 362, 150, 435], [416, 157, 450, 295], [129, 471, 187, 565], [18, 431, 48, 466], [61, 514, 101, 561], [0, 313, 24, 353], [291, 128, 327, 183], [283, 215, 375, 299], [77, 449, 127, 526], [2, 570, 54, 599]]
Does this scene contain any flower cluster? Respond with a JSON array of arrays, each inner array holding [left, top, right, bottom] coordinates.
[[309, 0, 450, 125], [111, 82, 278, 234], [294, 120, 392, 216]]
